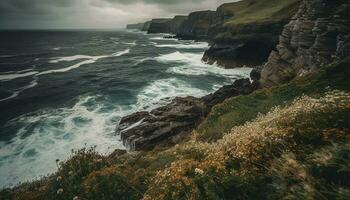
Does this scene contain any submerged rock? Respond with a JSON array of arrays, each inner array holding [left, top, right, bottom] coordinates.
[[117, 79, 253, 151]]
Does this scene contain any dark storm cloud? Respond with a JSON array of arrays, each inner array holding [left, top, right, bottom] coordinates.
[[0, 0, 236, 29]]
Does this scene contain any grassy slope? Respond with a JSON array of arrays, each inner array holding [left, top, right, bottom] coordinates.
[[196, 58, 350, 142], [219, 0, 301, 27], [1, 59, 350, 200]]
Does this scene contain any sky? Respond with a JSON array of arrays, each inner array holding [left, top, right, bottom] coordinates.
[[0, 0, 238, 29]]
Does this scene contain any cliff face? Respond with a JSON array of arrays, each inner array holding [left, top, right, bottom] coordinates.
[[176, 10, 226, 40], [145, 16, 188, 34], [203, 0, 301, 68], [169, 15, 188, 34], [126, 23, 144, 30], [141, 21, 151, 31], [260, 0, 350, 87], [147, 18, 172, 34]]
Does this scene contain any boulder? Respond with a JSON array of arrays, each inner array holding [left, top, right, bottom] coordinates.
[[117, 79, 253, 151]]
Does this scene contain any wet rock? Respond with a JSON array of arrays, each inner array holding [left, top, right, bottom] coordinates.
[[117, 79, 253, 151]]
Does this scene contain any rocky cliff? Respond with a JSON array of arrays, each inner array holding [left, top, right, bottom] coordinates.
[[176, 10, 225, 40], [147, 18, 172, 34], [260, 0, 350, 87], [203, 0, 301, 68], [126, 23, 144, 30], [130, 16, 188, 34]]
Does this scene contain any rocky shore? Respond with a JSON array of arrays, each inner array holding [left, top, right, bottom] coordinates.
[[118, 78, 254, 151], [127, 0, 301, 68], [2, 0, 350, 199], [122, 0, 350, 151]]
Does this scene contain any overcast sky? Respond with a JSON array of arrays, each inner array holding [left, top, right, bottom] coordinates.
[[0, 0, 238, 29]]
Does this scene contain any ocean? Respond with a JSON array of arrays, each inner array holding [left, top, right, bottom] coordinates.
[[0, 29, 251, 187]]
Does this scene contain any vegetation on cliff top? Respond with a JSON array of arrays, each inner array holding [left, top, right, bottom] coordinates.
[[220, 0, 301, 27], [1, 59, 349, 200]]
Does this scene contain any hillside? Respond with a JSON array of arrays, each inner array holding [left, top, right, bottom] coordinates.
[[2, 59, 349, 200], [2, 0, 350, 199], [219, 0, 300, 27]]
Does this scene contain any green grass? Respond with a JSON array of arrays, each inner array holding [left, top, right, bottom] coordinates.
[[220, 0, 301, 27], [2, 59, 350, 200], [195, 58, 350, 142]]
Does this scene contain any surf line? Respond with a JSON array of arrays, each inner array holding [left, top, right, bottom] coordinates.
[[0, 49, 130, 102]]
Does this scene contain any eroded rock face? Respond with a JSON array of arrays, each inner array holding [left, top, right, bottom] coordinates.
[[202, 22, 287, 68], [117, 79, 253, 151], [147, 18, 172, 34], [176, 10, 225, 40], [260, 0, 350, 87], [126, 23, 144, 30]]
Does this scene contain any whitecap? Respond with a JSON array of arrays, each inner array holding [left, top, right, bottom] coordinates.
[[38, 59, 97, 75], [112, 49, 130, 57], [0, 95, 127, 187], [0, 79, 38, 102], [157, 51, 252, 80], [156, 51, 204, 65], [0, 71, 38, 82], [43, 49, 130, 75], [49, 55, 96, 63], [154, 42, 208, 49], [136, 78, 209, 110], [149, 36, 177, 41], [123, 41, 136, 46]]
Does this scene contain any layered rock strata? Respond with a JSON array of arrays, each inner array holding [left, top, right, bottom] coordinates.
[[260, 0, 350, 87]]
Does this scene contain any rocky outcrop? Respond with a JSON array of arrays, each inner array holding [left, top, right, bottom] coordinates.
[[147, 18, 172, 34], [202, 21, 288, 68], [126, 23, 145, 30], [169, 16, 188, 34], [146, 16, 188, 34], [117, 79, 253, 151], [202, 0, 301, 68], [260, 0, 350, 87], [141, 21, 151, 31], [176, 10, 226, 40]]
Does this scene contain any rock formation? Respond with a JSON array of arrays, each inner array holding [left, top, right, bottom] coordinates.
[[260, 0, 350, 87], [117, 79, 253, 151], [202, 0, 301, 68], [176, 10, 225, 40], [147, 18, 172, 34], [126, 23, 144, 30]]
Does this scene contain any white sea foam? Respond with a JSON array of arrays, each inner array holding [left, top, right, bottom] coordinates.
[[154, 42, 208, 49], [0, 71, 38, 82], [42, 49, 130, 75], [49, 55, 97, 63], [149, 36, 177, 41], [157, 51, 252, 81], [123, 41, 136, 46], [0, 79, 38, 102], [136, 78, 209, 110], [52, 47, 61, 51], [0, 96, 127, 187], [0, 49, 130, 102], [156, 51, 204, 65], [0, 36, 254, 187]]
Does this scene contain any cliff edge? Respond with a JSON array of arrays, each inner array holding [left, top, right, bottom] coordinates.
[[260, 0, 350, 87]]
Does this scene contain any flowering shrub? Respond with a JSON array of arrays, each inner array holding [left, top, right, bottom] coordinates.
[[144, 91, 350, 199], [2, 59, 350, 200]]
